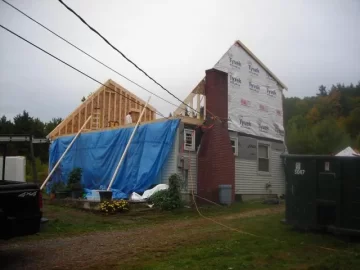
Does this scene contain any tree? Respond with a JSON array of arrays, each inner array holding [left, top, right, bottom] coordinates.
[[306, 106, 320, 125], [328, 88, 342, 118], [317, 85, 328, 97], [311, 118, 350, 154], [45, 118, 62, 135], [0, 115, 14, 134], [286, 115, 308, 130], [344, 108, 360, 138], [0, 112, 64, 162], [13, 110, 34, 134], [286, 125, 315, 154], [31, 118, 45, 137], [286, 115, 315, 154], [286, 115, 350, 155], [355, 134, 360, 151]]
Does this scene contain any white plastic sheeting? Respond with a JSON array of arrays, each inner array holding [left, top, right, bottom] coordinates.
[[0, 156, 26, 182], [130, 184, 169, 202], [335, 147, 360, 157], [84, 184, 169, 202], [214, 43, 285, 141]]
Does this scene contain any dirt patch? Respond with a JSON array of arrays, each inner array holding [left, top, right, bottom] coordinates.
[[0, 206, 284, 269], [222, 205, 284, 220]]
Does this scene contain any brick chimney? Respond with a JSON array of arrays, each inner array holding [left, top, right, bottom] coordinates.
[[197, 68, 235, 204]]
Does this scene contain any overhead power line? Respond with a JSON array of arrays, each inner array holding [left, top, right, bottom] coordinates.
[[58, 0, 201, 115], [0, 24, 167, 119], [1, 0, 179, 110]]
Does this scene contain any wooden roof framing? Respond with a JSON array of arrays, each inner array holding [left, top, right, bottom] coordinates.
[[173, 79, 205, 116], [49, 115, 203, 140], [47, 79, 157, 140]]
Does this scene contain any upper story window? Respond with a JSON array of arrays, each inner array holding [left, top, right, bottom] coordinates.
[[184, 129, 195, 151], [230, 137, 238, 156]]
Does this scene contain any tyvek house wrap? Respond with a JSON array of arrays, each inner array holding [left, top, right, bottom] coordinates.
[[214, 43, 285, 141]]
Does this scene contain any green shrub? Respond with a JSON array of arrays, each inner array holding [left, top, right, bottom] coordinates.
[[67, 167, 82, 191], [149, 189, 170, 209], [99, 200, 129, 214], [51, 182, 68, 193], [149, 174, 183, 211]]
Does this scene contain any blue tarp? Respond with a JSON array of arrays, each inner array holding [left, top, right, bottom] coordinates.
[[47, 119, 180, 199]]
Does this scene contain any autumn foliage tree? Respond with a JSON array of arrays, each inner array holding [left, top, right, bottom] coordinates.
[[285, 81, 360, 154]]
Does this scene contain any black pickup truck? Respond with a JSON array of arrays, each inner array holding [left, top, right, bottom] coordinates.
[[0, 135, 46, 240], [0, 180, 43, 240]]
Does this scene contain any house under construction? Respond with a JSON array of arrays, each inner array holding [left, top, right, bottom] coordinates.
[[48, 40, 288, 203]]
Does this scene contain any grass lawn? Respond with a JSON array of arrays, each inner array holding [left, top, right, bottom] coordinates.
[[116, 213, 360, 270], [32, 200, 273, 239], [16, 201, 360, 269]]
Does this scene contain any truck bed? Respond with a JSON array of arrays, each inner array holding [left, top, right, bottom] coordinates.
[[0, 180, 42, 240]]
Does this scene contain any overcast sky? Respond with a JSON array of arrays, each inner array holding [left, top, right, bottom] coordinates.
[[1, 0, 359, 122]]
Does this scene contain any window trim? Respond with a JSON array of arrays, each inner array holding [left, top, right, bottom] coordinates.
[[230, 137, 238, 156], [257, 141, 271, 175], [184, 129, 195, 151]]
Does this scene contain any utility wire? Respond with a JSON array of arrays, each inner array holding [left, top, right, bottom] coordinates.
[[0, 24, 167, 119], [1, 0, 179, 111], [58, 0, 202, 115]]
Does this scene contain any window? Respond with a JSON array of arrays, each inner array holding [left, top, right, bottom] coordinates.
[[230, 137, 238, 156], [258, 143, 270, 172], [184, 129, 195, 151]]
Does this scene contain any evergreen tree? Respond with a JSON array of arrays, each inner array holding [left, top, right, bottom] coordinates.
[[317, 85, 328, 96]]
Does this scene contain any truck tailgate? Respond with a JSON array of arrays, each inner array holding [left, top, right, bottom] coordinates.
[[0, 181, 42, 239]]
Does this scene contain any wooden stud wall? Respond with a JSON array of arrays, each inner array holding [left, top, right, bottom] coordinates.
[[48, 79, 157, 139]]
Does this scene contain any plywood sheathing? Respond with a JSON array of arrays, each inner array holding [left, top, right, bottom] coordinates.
[[48, 79, 157, 140]]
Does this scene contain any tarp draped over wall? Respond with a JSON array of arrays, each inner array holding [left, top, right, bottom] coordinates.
[[48, 119, 180, 198], [214, 43, 285, 141]]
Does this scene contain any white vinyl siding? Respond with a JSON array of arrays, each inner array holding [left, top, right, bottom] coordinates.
[[158, 139, 177, 186], [159, 127, 197, 194], [159, 128, 284, 197], [177, 152, 197, 194], [235, 150, 285, 196]]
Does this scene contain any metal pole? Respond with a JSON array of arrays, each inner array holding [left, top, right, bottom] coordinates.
[[29, 136, 38, 183], [107, 96, 151, 191], [1, 144, 6, 181], [40, 115, 92, 190]]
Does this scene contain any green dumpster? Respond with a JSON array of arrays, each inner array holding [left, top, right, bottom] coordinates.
[[282, 154, 360, 235]]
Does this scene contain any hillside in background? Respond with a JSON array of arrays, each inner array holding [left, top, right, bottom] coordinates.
[[284, 81, 360, 154]]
